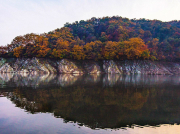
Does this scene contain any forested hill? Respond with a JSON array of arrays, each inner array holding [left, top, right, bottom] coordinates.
[[1, 16, 180, 61]]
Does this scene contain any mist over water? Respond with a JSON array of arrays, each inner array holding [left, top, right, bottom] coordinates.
[[0, 73, 180, 133]]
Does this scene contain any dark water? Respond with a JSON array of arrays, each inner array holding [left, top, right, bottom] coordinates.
[[1, 73, 180, 134]]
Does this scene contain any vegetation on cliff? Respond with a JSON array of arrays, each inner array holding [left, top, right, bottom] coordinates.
[[1, 16, 180, 61]]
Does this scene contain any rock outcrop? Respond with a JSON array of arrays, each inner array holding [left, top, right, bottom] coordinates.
[[0, 58, 180, 75], [57, 59, 83, 74], [103, 60, 121, 74]]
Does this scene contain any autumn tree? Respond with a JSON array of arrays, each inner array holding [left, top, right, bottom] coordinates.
[[0, 46, 8, 56], [99, 32, 108, 42], [147, 38, 159, 60], [51, 49, 63, 59], [24, 42, 37, 57], [10, 33, 37, 51], [123, 37, 150, 59], [104, 41, 119, 59], [35, 36, 50, 57], [72, 45, 85, 60], [13, 46, 24, 58], [2, 16, 180, 61], [47, 27, 74, 45], [84, 41, 103, 60]]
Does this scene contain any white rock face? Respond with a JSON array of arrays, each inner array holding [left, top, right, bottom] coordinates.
[[103, 60, 121, 74], [0, 63, 14, 73], [58, 59, 83, 74], [83, 62, 101, 74], [0, 58, 179, 75], [0, 58, 56, 74], [88, 65, 102, 74]]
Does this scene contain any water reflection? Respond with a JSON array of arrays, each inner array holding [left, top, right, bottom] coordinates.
[[57, 74, 82, 87], [0, 73, 180, 129], [1, 73, 180, 88]]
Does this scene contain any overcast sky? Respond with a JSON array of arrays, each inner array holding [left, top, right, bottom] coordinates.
[[0, 0, 180, 46]]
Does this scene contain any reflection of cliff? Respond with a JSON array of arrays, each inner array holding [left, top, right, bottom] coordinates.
[[1, 74, 180, 129], [1, 73, 180, 88], [57, 74, 82, 87], [0, 73, 83, 88], [0, 74, 57, 88]]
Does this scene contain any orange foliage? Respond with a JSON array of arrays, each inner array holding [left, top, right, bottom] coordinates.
[[36, 36, 50, 57], [55, 38, 70, 58], [13, 46, 24, 58], [124, 38, 149, 59]]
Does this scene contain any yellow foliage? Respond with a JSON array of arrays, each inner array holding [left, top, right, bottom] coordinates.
[[51, 49, 63, 59], [104, 41, 119, 59], [84, 41, 103, 60], [72, 45, 85, 60]]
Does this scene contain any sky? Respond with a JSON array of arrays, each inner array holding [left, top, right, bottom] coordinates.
[[0, 0, 180, 46]]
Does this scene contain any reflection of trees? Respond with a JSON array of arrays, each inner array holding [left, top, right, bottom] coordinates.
[[121, 89, 149, 110], [2, 85, 150, 128], [1, 74, 180, 129], [5, 91, 39, 114]]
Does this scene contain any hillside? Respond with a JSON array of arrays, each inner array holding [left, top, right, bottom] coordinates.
[[1, 16, 180, 61]]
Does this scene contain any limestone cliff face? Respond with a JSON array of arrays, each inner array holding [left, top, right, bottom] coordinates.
[[0, 58, 180, 75], [57, 59, 83, 74], [0, 58, 56, 74], [103, 60, 121, 74]]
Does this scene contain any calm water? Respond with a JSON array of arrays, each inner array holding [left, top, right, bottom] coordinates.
[[1, 73, 180, 134]]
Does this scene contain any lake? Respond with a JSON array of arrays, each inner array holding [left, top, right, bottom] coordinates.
[[0, 73, 180, 134]]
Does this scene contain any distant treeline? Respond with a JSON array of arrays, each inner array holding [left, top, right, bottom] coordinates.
[[1, 16, 180, 61]]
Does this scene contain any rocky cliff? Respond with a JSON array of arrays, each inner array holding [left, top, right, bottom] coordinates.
[[0, 58, 180, 75]]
